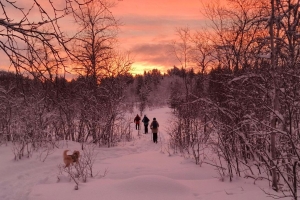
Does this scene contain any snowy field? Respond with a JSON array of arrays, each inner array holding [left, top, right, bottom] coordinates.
[[0, 107, 287, 200]]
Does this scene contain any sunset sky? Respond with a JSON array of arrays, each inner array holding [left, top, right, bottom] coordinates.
[[111, 0, 207, 75], [0, 0, 208, 76]]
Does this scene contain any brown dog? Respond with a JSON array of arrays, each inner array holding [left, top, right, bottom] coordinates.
[[63, 150, 80, 167]]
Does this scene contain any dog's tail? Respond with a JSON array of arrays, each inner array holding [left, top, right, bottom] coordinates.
[[63, 150, 69, 158]]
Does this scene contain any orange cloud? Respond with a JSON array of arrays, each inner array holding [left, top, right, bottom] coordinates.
[[111, 0, 207, 74], [0, 0, 208, 77]]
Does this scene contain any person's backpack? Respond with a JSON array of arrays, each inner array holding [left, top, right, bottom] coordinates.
[[143, 117, 149, 125], [152, 121, 158, 129]]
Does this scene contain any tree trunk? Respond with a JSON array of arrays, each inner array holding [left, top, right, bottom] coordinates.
[[269, 0, 278, 192]]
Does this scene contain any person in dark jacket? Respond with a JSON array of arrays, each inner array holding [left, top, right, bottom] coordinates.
[[150, 117, 159, 143], [142, 115, 150, 134], [134, 114, 141, 130]]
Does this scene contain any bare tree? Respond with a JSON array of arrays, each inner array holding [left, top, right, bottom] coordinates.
[[171, 27, 194, 98], [69, 0, 132, 146], [269, 0, 279, 191], [0, 0, 89, 80], [71, 0, 119, 85]]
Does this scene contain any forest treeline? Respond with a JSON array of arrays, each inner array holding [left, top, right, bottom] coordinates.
[[1, 0, 300, 199]]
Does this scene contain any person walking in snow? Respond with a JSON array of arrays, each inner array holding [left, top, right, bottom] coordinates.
[[142, 114, 150, 134], [150, 117, 159, 143], [134, 114, 141, 130]]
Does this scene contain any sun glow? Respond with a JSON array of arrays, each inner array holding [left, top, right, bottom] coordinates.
[[130, 62, 168, 75]]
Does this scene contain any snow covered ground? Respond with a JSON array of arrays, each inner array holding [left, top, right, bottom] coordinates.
[[0, 107, 287, 200]]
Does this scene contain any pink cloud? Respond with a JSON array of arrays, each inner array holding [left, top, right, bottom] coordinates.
[[0, 0, 207, 75], [111, 0, 206, 73]]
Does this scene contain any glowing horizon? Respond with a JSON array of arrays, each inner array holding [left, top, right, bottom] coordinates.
[[130, 62, 170, 75], [111, 0, 206, 74]]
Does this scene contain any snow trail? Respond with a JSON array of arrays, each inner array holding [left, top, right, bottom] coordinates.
[[0, 107, 281, 200]]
